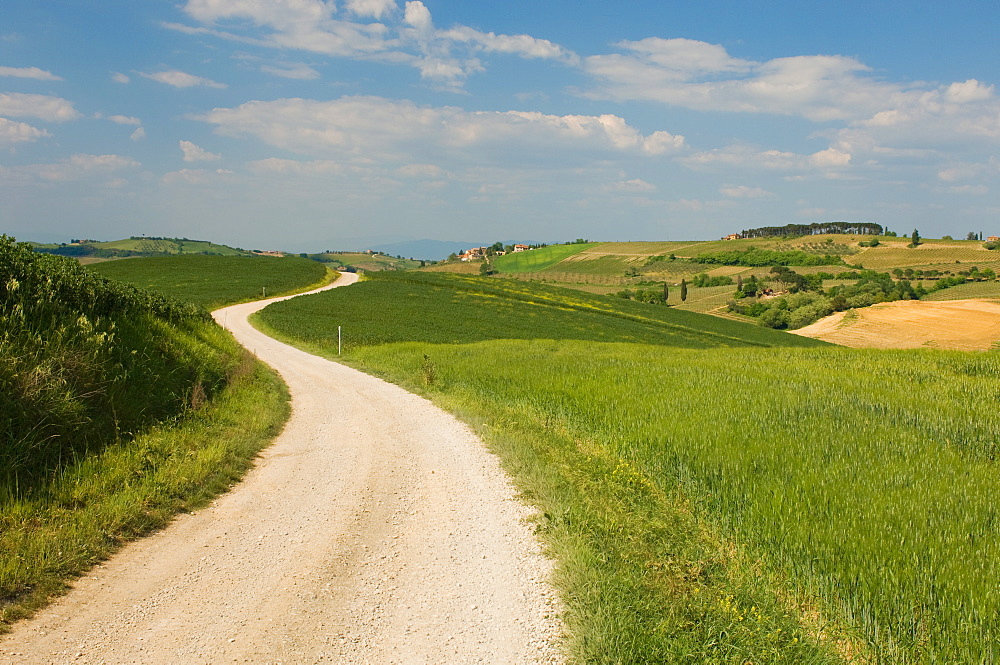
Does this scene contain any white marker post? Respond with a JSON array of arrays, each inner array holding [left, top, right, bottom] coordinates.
[[338, 326, 342, 355]]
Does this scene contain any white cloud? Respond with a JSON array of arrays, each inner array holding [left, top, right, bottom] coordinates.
[[195, 95, 685, 161], [176, 0, 575, 88], [130, 127, 146, 141], [345, 0, 396, 19], [180, 140, 221, 162], [0, 117, 49, 145], [809, 147, 852, 168], [682, 145, 804, 171], [140, 69, 227, 88], [106, 114, 142, 125], [585, 40, 899, 122], [25, 154, 139, 181], [0, 93, 80, 121], [719, 184, 773, 199], [403, 1, 432, 33], [441, 26, 577, 64], [0, 66, 62, 81], [260, 63, 321, 79]]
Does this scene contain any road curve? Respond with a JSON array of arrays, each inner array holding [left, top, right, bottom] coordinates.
[[2, 272, 564, 664]]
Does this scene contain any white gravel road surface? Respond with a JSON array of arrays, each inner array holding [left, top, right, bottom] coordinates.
[[2, 273, 564, 664]]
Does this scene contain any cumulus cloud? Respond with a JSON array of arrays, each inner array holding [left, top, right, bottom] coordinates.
[[585, 39, 899, 122], [140, 69, 227, 88], [111, 72, 130, 83], [130, 127, 146, 141], [194, 95, 684, 161], [345, 0, 396, 19], [180, 140, 221, 162], [809, 147, 852, 168], [0, 117, 49, 145], [0, 93, 80, 121], [106, 114, 142, 125], [175, 0, 576, 88], [0, 66, 62, 81]]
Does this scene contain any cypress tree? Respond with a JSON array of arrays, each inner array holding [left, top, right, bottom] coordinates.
[[680, 278, 688, 302]]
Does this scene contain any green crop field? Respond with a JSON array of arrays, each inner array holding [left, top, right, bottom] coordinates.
[[255, 270, 1000, 663], [920, 280, 1000, 301], [89, 255, 331, 309], [492, 243, 598, 273], [254, 271, 826, 351]]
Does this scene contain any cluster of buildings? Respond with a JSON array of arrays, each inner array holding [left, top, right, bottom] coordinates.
[[457, 244, 532, 261]]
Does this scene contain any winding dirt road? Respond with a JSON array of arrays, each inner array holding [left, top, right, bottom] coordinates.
[[2, 273, 564, 664]]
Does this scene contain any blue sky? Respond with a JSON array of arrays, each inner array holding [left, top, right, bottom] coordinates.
[[3, 1, 1000, 251]]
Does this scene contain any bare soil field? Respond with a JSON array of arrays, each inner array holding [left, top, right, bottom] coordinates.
[[792, 298, 1000, 350]]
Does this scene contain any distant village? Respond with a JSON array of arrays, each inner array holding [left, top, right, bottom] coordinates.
[[457, 244, 533, 261]]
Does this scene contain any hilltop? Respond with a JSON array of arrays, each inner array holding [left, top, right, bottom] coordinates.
[[29, 236, 257, 260]]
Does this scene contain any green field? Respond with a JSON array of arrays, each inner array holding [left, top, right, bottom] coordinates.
[[492, 243, 597, 273], [920, 280, 1000, 301], [90, 255, 332, 309], [254, 271, 826, 351], [254, 270, 1000, 663]]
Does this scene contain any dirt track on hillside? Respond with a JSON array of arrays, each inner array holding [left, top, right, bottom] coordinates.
[[791, 298, 1000, 350], [2, 273, 564, 664]]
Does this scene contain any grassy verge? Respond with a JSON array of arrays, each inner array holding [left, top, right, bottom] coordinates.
[[0, 239, 298, 630], [0, 344, 288, 630]]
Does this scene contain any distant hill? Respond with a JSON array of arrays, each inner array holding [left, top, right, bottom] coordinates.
[[29, 237, 252, 259], [368, 239, 544, 261]]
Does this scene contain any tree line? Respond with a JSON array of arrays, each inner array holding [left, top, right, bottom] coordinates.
[[739, 222, 884, 238]]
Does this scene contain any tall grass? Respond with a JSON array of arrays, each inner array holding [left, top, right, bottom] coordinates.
[[0, 236, 291, 627], [1, 237, 224, 491]]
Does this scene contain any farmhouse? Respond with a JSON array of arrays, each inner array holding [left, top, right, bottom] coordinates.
[[988, 236, 1000, 242], [513, 244, 531, 252], [722, 233, 742, 240]]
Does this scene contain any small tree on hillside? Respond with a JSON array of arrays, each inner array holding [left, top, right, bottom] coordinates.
[[910, 229, 921, 247], [680, 278, 688, 302], [663, 282, 669, 302]]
